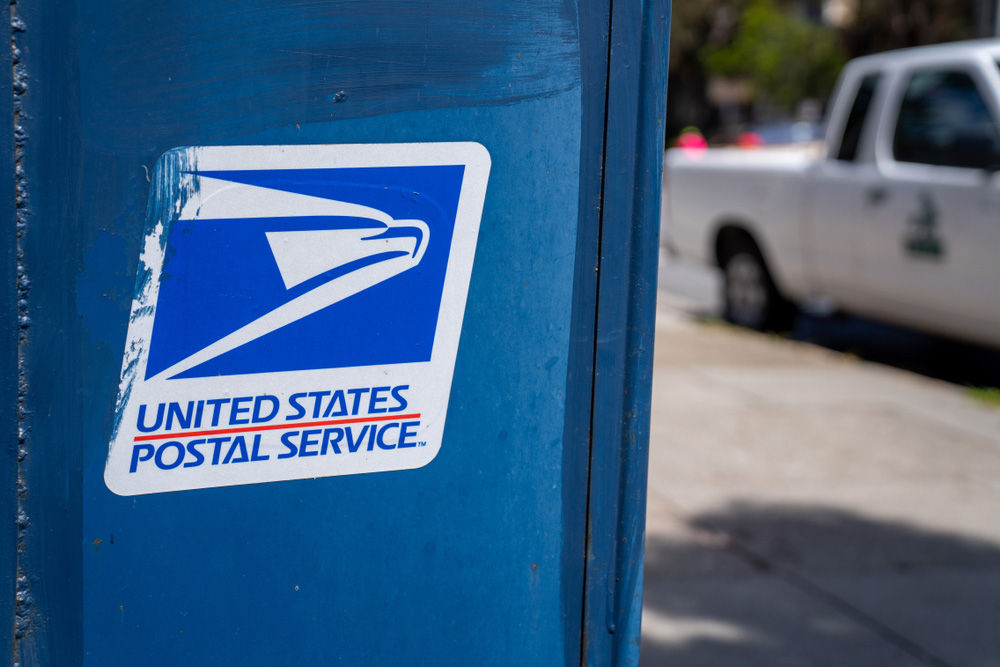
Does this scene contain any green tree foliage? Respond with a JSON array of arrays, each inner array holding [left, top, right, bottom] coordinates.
[[669, 0, 750, 71], [665, 0, 752, 134], [844, 0, 975, 57], [701, 0, 847, 112], [665, 0, 981, 138]]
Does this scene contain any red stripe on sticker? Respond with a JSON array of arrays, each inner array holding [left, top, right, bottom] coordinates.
[[133, 413, 423, 442]]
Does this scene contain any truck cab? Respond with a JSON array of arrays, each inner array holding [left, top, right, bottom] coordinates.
[[805, 41, 1000, 346]]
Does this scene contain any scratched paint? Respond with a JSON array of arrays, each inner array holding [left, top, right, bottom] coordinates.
[[14, 1, 86, 663], [79, 92, 584, 667], [73, 17, 587, 661], [79, 1, 580, 151], [12, 2, 35, 665], [9, 0, 663, 664], [105, 148, 199, 443]]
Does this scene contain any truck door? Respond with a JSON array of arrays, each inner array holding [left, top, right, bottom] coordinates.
[[806, 72, 883, 311], [859, 65, 1000, 345]]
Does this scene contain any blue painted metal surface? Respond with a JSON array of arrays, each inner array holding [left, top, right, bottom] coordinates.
[[583, 0, 671, 663], [0, 1, 16, 664], [7, 1, 668, 665]]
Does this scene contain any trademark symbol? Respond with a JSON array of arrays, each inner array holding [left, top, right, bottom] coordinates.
[[418, 441, 427, 447]]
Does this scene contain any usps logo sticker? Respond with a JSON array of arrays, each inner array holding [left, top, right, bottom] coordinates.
[[106, 143, 490, 495]]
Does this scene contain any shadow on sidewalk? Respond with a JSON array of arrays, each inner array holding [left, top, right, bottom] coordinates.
[[641, 502, 1000, 666], [790, 314, 1000, 389]]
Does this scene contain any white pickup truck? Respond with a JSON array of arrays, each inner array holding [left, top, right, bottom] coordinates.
[[663, 40, 1000, 347]]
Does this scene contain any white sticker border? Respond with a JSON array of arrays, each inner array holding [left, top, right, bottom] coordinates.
[[105, 142, 491, 496]]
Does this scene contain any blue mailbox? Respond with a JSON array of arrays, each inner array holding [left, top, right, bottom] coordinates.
[[2, 1, 669, 664]]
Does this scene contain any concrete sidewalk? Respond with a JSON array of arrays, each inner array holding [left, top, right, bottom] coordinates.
[[641, 295, 1000, 666]]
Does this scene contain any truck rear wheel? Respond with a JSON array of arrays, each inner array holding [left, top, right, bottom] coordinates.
[[720, 237, 796, 332]]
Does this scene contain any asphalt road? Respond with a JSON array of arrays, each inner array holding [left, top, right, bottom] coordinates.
[[641, 254, 1000, 666]]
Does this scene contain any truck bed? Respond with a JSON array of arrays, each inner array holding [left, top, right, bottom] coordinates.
[[663, 145, 818, 299]]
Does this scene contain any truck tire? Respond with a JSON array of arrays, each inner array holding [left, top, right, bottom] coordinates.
[[720, 237, 796, 332]]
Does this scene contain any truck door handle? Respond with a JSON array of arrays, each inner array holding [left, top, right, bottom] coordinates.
[[866, 187, 887, 206]]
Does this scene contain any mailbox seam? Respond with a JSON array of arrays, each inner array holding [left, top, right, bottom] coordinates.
[[580, 0, 618, 662]]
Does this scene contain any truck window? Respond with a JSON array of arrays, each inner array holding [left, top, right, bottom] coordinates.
[[893, 70, 1000, 169], [836, 73, 880, 161]]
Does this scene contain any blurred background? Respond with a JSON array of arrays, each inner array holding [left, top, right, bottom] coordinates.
[[667, 0, 999, 145], [644, 2, 1000, 665]]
